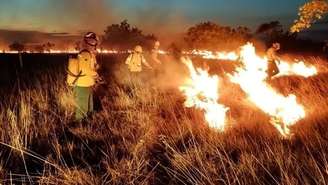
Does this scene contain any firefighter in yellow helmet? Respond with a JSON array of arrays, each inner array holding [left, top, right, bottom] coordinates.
[[149, 41, 162, 76], [125, 45, 152, 72], [67, 32, 99, 121], [151, 41, 162, 65], [266, 42, 280, 79]]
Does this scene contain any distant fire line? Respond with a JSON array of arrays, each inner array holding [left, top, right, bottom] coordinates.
[[0, 48, 320, 78]]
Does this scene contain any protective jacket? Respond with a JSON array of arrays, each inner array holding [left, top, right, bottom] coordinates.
[[67, 52, 98, 87], [125, 53, 147, 72]]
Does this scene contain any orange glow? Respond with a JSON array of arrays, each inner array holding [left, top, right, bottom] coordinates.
[[275, 60, 317, 78], [187, 50, 239, 60], [229, 43, 305, 136], [179, 57, 229, 131]]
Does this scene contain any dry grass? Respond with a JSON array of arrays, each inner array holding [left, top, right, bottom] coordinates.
[[0, 57, 328, 184]]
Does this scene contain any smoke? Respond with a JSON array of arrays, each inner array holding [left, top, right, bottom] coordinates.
[[0, 29, 80, 49], [0, 0, 192, 48], [44, 0, 191, 38], [113, 52, 188, 93], [45, 0, 115, 34], [118, 0, 191, 45], [150, 56, 188, 90], [45, 0, 192, 44]]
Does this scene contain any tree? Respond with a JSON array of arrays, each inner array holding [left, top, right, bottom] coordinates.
[[256, 21, 284, 43], [9, 41, 25, 52], [231, 26, 252, 46], [43, 42, 55, 52], [234, 26, 252, 37], [291, 0, 328, 33], [102, 20, 157, 51], [9, 41, 25, 68], [34, 45, 45, 53], [184, 21, 250, 51], [256, 21, 283, 35], [74, 41, 82, 51]]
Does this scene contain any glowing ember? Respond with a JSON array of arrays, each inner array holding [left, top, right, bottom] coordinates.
[[179, 57, 228, 130], [229, 43, 306, 136], [276, 60, 317, 78]]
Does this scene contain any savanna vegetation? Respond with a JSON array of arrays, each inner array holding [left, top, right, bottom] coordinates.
[[0, 52, 328, 184]]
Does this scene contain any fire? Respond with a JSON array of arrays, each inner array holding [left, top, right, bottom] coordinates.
[[0, 49, 120, 54], [96, 49, 119, 54], [275, 60, 317, 77], [229, 43, 306, 136], [179, 57, 228, 130], [216, 52, 239, 61], [158, 50, 168, 55], [186, 49, 318, 78], [189, 50, 239, 60]]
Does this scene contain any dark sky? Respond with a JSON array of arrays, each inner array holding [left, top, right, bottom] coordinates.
[[0, 0, 306, 33]]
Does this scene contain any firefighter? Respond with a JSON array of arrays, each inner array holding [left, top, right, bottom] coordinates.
[[151, 41, 162, 65], [67, 32, 99, 121], [150, 41, 162, 76], [266, 42, 280, 79], [125, 45, 152, 72]]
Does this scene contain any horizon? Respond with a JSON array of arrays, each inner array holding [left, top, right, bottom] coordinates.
[[0, 0, 306, 32], [2, 0, 323, 48]]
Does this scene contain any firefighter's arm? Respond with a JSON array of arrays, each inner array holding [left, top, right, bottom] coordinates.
[[151, 52, 161, 64], [125, 54, 132, 64], [154, 57, 161, 65], [142, 56, 153, 69]]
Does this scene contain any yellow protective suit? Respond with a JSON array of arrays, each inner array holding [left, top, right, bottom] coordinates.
[[67, 51, 98, 121], [67, 51, 98, 87], [125, 53, 148, 72]]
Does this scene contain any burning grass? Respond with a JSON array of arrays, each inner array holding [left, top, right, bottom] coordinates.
[[0, 54, 328, 184]]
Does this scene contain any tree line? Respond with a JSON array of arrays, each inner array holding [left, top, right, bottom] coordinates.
[[8, 17, 327, 54]]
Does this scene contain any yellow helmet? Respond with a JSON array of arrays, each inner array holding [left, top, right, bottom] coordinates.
[[134, 45, 143, 53], [84, 32, 98, 47], [155, 41, 160, 47]]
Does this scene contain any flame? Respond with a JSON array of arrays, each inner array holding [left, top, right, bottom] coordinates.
[[184, 49, 318, 78], [189, 50, 238, 60], [158, 50, 168, 55], [96, 49, 119, 54], [275, 60, 317, 78], [229, 43, 306, 136], [179, 57, 229, 130], [215, 52, 239, 61], [0, 49, 121, 54]]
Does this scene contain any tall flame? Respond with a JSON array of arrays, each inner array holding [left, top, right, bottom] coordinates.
[[179, 57, 228, 131], [229, 43, 306, 136]]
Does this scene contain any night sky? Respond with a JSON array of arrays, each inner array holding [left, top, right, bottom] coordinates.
[[0, 0, 306, 34]]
